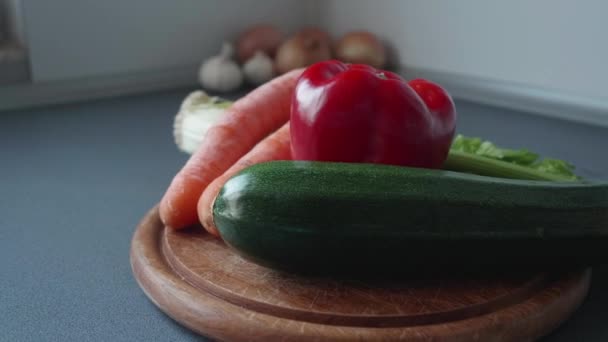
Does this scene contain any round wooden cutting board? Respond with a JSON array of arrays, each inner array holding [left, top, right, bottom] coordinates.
[[130, 206, 591, 342]]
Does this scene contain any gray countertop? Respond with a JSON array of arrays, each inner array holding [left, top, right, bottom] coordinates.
[[1, 89, 607, 341]]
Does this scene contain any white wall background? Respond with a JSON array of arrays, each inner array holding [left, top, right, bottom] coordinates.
[[322, 0, 608, 100], [23, 0, 319, 82], [4, 0, 607, 124], [20, 0, 608, 98]]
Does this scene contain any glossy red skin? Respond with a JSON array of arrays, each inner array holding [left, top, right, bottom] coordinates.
[[290, 60, 457, 168]]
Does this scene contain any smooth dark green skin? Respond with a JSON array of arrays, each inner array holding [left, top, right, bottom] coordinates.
[[214, 161, 608, 275]]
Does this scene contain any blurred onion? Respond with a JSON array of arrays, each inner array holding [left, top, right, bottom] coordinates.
[[275, 27, 332, 74], [236, 25, 283, 63], [335, 31, 386, 68]]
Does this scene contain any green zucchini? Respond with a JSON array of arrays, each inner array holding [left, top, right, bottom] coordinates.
[[213, 161, 608, 274]]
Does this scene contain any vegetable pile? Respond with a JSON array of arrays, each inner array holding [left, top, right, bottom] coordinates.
[[165, 60, 584, 239], [197, 23, 388, 93]]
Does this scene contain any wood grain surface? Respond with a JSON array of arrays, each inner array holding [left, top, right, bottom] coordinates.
[[131, 206, 591, 341]]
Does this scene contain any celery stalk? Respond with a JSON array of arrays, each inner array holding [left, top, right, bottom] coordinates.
[[444, 150, 576, 181], [444, 135, 579, 181]]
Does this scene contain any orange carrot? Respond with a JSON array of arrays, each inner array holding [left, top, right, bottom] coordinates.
[[198, 123, 292, 236], [159, 69, 302, 229]]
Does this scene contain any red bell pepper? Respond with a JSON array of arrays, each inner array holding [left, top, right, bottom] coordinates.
[[290, 60, 456, 168]]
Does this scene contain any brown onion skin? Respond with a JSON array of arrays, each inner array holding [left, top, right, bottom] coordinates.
[[334, 31, 386, 69], [236, 25, 283, 64], [275, 27, 333, 74]]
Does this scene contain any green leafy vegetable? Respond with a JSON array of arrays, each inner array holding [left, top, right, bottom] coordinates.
[[530, 158, 578, 178], [446, 135, 579, 181], [451, 135, 539, 164]]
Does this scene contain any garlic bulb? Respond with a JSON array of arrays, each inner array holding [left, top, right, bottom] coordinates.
[[198, 42, 244, 92], [174, 90, 232, 154], [242, 51, 275, 85]]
